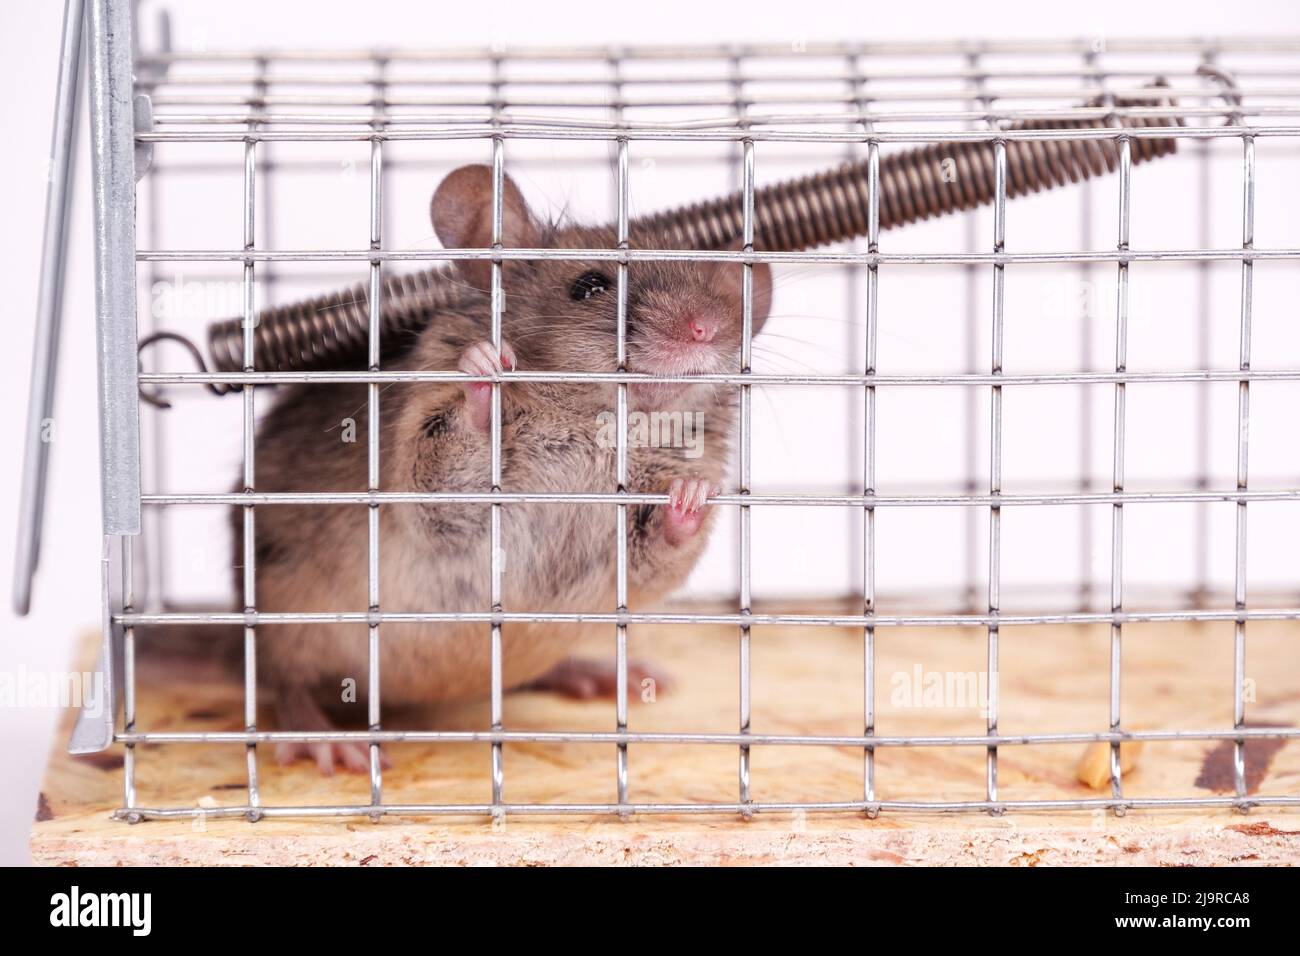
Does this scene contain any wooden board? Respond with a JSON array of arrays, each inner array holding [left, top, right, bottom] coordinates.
[[30, 609, 1300, 866]]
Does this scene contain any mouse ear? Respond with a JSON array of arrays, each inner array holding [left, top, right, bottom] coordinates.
[[430, 165, 540, 292]]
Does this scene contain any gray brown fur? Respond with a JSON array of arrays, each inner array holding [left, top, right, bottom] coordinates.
[[236, 165, 770, 715]]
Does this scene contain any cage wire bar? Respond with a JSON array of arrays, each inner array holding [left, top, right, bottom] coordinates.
[[861, 92, 880, 814], [964, 57, 987, 617], [55, 7, 1300, 820], [1233, 120, 1256, 803], [1078, 53, 1098, 617], [987, 134, 1006, 810], [240, 64, 259, 817], [367, 81, 384, 811], [735, 58, 755, 815], [611, 54, 631, 813], [1110, 127, 1131, 807], [137, 17, 170, 614], [488, 96, 505, 815]]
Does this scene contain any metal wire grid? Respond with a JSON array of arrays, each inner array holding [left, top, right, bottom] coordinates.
[[77, 10, 1300, 820]]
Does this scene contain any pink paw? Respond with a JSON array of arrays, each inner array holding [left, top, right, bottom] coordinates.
[[274, 739, 391, 777], [273, 687, 392, 777], [663, 477, 718, 546], [457, 339, 517, 432], [521, 657, 672, 700]]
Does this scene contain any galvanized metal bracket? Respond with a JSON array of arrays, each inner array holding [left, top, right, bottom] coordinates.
[[69, 0, 141, 755], [88, 0, 142, 538], [69, 535, 125, 753], [133, 90, 152, 182]]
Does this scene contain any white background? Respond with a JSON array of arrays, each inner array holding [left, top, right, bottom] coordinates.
[[2, 0, 1298, 864]]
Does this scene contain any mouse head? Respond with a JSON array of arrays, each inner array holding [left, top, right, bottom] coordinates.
[[431, 164, 771, 402]]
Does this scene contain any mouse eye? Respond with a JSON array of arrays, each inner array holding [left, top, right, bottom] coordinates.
[[570, 270, 613, 301]]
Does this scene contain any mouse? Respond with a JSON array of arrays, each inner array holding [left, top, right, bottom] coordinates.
[[238, 163, 772, 773]]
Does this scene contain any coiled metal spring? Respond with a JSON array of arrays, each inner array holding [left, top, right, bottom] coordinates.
[[639, 107, 1179, 250], [205, 267, 467, 383], [202, 90, 1179, 381]]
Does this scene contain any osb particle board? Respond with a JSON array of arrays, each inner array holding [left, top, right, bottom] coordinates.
[[30, 611, 1300, 866]]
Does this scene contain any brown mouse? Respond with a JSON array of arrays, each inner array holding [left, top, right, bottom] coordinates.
[[239, 164, 772, 773]]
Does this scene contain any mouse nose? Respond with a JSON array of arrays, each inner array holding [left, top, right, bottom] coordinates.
[[686, 313, 718, 343]]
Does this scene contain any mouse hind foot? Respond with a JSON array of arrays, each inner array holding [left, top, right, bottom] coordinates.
[[273, 685, 391, 776], [519, 657, 672, 701], [662, 476, 719, 546]]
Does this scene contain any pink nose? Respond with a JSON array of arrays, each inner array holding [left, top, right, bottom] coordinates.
[[687, 314, 718, 343]]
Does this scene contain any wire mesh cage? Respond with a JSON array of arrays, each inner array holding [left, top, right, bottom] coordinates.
[[21, 0, 1300, 824]]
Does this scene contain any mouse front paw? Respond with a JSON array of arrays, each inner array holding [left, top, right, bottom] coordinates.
[[662, 476, 719, 546], [457, 339, 517, 432]]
